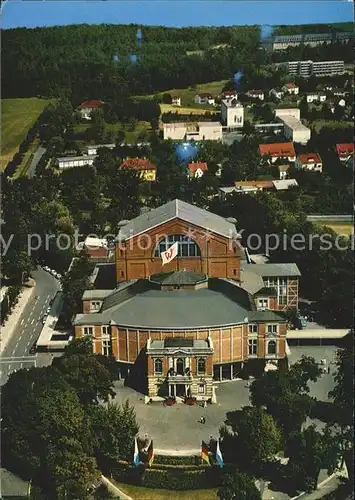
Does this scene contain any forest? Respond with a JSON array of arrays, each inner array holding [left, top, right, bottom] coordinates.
[[1, 24, 260, 101]]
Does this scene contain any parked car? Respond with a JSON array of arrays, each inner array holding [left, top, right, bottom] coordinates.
[[56, 273, 62, 280], [42, 314, 48, 324], [43, 266, 50, 272], [46, 306, 51, 314], [29, 342, 37, 354]]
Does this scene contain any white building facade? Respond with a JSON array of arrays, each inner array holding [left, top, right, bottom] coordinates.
[[163, 122, 223, 141], [221, 99, 244, 127]]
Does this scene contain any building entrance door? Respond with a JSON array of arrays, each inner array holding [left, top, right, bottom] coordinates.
[[176, 358, 184, 375], [176, 384, 185, 397]]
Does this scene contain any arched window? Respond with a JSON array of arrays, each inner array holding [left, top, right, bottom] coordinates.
[[176, 358, 184, 375], [197, 358, 206, 375], [154, 234, 201, 258], [154, 358, 163, 375], [267, 340, 277, 355]]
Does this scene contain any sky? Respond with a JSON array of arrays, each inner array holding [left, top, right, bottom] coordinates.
[[1, 1, 354, 30]]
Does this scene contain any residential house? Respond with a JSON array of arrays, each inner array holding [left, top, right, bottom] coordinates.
[[188, 162, 208, 179], [269, 88, 284, 100], [306, 92, 327, 104], [259, 142, 296, 163], [336, 143, 354, 163], [194, 93, 215, 106], [296, 153, 323, 172], [282, 83, 299, 95], [235, 180, 274, 191], [246, 90, 265, 101], [120, 158, 157, 181], [171, 96, 181, 106], [221, 90, 238, 100], [77, 100, 104, 120], [57, 155, 96, 169], [332, 89, 348, 97], [278, 164, 290, 179], [76, 237, 114, 263]]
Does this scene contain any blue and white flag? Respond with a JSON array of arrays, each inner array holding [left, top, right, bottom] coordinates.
[[216, 440, 224, 468], [133, 437, 140, 467]]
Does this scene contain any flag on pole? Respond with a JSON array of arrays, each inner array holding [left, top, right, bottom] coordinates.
[[216, 440, 224, 468], [147, 440, 154, 467], [161, 242, 178, 265], [201, 441, 210, 465], [133, 437, 140, 467]]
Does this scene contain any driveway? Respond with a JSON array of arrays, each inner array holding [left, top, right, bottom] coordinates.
[[0, 267, 60, 385], [27, 146, 46, 178]]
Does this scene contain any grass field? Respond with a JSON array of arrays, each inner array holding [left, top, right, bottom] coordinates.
[[316, 221, 353, 236], [135, 80, 228, 109], [113, 482, 217, 500], [160, 104, 218, 115], [310, 120, 354, 133], [73, 121, 151, 145], [1, 97, 51, 171]]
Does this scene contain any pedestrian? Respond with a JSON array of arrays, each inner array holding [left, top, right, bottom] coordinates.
[[327, 366, 330, 374], [203, 400, 207, 409]]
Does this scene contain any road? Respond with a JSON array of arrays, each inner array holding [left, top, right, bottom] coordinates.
[[27, 146, 46, 178], [0, 267, 60, 385]]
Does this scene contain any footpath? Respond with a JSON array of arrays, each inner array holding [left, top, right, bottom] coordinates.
[[0, 285, 35, 355], [101, 475, 132, 500]]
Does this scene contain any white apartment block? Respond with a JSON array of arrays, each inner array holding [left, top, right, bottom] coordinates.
[[221, 99, 244, 127], [163, 122, 223, 141], [275, 108, 310, 145], [276, 60, 344, 78]]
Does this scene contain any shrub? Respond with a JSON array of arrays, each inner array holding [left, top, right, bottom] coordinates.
[[110, 464, 222, 490], [154, 455, 202, 466], [185, 397, 197, 406]]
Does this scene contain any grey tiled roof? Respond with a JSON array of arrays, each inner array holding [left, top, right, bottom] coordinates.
[[82, 289, 113, 300], [74, 288, 251, 329], [243, 263, 301, 277], [150, 270, 207, 286], [240, 270, 264, 295], [248, 310, 285, 322], [116, 199, 238, 241]]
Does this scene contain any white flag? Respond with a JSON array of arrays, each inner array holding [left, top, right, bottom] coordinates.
[[161, 242, 178, 265]]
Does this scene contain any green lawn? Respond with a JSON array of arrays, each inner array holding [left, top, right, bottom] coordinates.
[[1, 97, 51, 171], [310, 120, 354, 133], [135, 80, 228, 109], [113, 481, 218, 500], [315, 221, 353, 236], [73, 121, 151, 146]]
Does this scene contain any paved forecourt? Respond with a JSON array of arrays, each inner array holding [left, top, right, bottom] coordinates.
[[112, 345, 339, 451]]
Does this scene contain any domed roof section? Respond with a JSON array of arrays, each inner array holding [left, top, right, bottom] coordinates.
[[150, 270, 207, 286]]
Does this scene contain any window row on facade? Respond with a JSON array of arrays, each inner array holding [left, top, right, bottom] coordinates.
[[248, 339, 277, 356]]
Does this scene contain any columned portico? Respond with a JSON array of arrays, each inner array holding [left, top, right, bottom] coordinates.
[[146, 337, 214, 401]]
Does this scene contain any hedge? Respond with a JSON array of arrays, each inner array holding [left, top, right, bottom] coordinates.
[[110, 463, 222, 490], [154, 454, 202, 466]]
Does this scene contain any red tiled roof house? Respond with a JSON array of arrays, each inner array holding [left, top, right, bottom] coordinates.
[[259, 142, 296, 164], [336, 143, 354, 162], [295, 153, 323, 172], [78, 100, 104, 120], [120, 158, 157, 181], [188, 162, 208, 179]]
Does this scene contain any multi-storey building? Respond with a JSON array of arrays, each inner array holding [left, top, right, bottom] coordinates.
[[276, 60, 344, 78], [74, 200, 301, 400], [221, 98, 244, 127], [266, 32, 353, 51]]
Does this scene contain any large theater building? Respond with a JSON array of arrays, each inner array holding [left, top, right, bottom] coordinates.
[[74, 199, 300, 401]]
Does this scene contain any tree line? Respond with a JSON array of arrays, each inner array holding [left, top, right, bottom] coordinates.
[[1, 337, 137, 499], [2, 24, 260, 101]]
